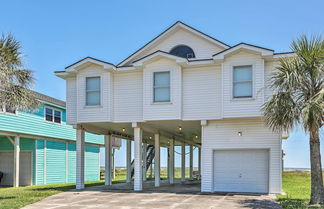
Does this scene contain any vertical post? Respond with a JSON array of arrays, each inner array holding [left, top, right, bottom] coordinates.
[[169, 139, 174, 184], [76, 128, 85, 190], [181, 143, 186, 182], [13, 136, 20, 187], [134, 125, 143, 191], [167, 147, 170, 180], [154, 133, 160, 187], [189, 145, 193, 179], [142, 143, 147, 181], [198, 147, 201, 176], [126, 140, 132, 183], [112, 148, 116, 179], [105, 135, 112, 186]]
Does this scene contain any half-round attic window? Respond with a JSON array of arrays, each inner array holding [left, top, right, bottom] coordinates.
[[169, 45, 195, 59]]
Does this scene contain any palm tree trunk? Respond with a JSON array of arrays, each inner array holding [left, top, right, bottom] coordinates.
[[310, 129, 324, 204]]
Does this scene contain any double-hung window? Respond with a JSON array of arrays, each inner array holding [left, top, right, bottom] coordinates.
[[45, 107, 62, 124], [86, 77, 101, 106], [233, 65, 253, 98], [153, 71, 170, 102]]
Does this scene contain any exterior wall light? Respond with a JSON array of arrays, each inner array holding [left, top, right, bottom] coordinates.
[[149, 136, 152, 139], [122, 128, 126, 132], [178, 126, 182, 131], [237, 131, 242, 136], [195, 135, 199, 139]]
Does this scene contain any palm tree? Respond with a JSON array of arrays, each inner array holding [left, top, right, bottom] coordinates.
[[0, 34, 38, 111], [263, 35, 324, 204]]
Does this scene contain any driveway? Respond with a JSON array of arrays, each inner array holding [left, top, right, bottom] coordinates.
[[23, 182, 281, 209]]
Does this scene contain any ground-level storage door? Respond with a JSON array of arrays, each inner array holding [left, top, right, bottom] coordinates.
[[0, 151, 32, 186], [213, 149, 269, 193]]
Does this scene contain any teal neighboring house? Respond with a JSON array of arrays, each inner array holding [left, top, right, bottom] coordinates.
[[0, 92, 104, 187]]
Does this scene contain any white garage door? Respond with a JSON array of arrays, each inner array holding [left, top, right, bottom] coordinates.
[[213, 149, 269, 193], [0, 151, 32, 186]]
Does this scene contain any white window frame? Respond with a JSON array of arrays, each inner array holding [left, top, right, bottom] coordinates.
[[85, 76, 101, 106], [232, 65, 253, 99], [44, 106, 62, 124], [153, 71, 171, 103]]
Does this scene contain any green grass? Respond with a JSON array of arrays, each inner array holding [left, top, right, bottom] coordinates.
[[277, 171, 324, 209]]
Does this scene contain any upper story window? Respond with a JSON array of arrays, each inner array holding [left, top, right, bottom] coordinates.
[[169, 45, 195, 59], [153, 71, 170, 102], [86, 77, 101, 106], [233, 65, 253, 98], [1, 105, 17, 115], [45, 107, 62, 124]]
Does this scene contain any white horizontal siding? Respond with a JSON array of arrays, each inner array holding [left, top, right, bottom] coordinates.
[[222, 51, 265, 118], [129, 28, 224, 64], [76, 64, 111, 123], [182, 66, 222, 120], [66, 78, 77, 124], [201, 118, 281, 193], [113, 72, 143, 122], [143, 59, 182, 120]]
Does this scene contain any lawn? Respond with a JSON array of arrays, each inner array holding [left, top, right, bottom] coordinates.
[[277, 171, 324, 209]]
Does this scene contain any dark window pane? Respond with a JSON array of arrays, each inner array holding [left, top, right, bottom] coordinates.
[[45, 108, 53, 121], [169, 45, 195, 58], [46, 114, 53, 121], [54, 110, 61, 123], [5, 106, 16, 114]]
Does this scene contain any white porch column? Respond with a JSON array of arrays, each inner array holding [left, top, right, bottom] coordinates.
[[169, 139, 174, 184], [142, 143, 147, 181], [198, 147, 201, 176], [104, 135, 112, 186], [154, 133, 160, 187], [181, 143, 186, 182], [189, 145, 193, 179], [76, 128, 85, 190], [133, 125, 143, 191], [13, 136, 20, 187], [126, 140, 132, 183]]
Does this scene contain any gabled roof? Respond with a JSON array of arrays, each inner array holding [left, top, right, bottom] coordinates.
[[117, 21, 230, 66], [132, 50, 188, 66], [65, 56, 115, 71], [213, 43, 274, 60], [32, 91, 66, 108]]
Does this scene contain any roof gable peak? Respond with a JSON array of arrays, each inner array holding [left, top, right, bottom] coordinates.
[[117, 21, 229, 66]]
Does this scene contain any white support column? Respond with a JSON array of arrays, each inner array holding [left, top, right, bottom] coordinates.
[[181, 143, 186, 182], [142, 143, 147, 181], [169, 139, 174, 184], [198, 147, 201, 176], [105, 135, 112, 186], [134, 126, 143, 191], [154, 133, 160, 187], [189, 145, 193, 179], [13, 136, 20, 187], [76, 128, 85, 190], [126, 140, 132, 183]]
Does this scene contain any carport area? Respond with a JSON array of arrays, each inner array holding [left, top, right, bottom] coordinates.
[[23, 180, 281, 209]]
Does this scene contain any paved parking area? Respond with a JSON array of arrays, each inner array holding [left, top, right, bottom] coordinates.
[[23, 182, 281, 209]]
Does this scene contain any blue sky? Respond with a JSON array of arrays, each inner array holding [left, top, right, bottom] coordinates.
[[1, 0, 323, 168]]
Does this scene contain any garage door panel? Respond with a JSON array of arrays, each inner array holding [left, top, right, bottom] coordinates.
[[213, 149, 269, 193]]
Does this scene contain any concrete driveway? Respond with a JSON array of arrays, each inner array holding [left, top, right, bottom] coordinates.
[[23, 182, 281, 209]]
